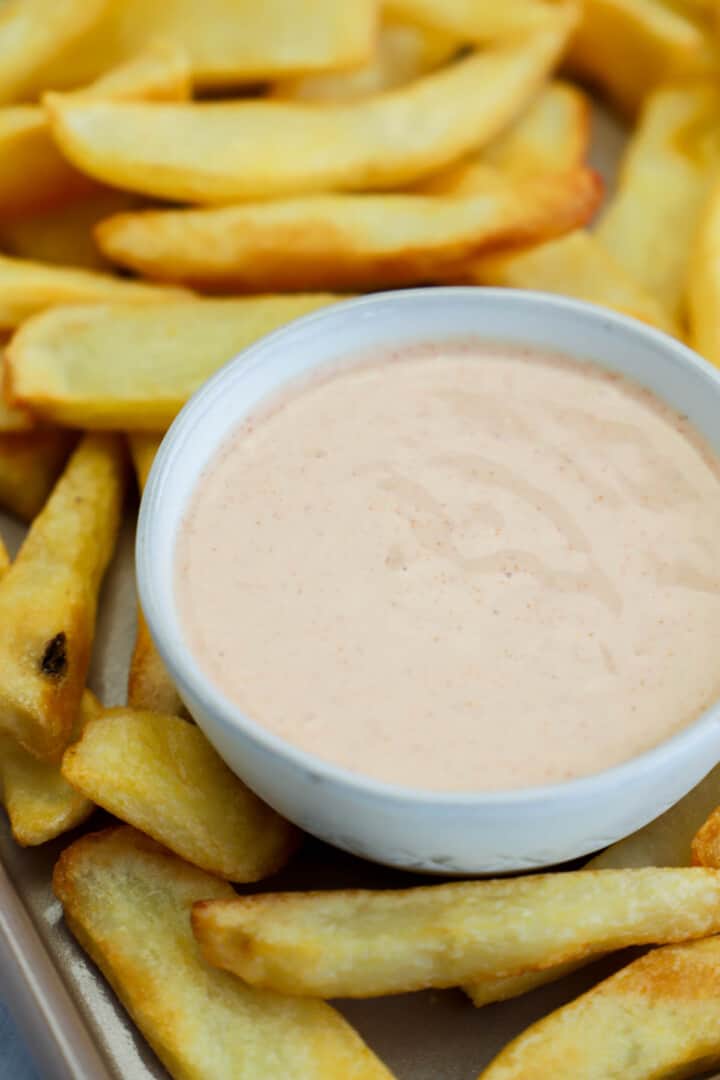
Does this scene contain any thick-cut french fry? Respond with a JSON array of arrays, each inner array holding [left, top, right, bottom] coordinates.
[[688, 179, 720, 366], [692, 806, 720, 866], [7, 296, 341, 430], [0, 192, 142, 271], [567, 0, 717, 116], [63, 40, 192, 104], [0, 429, 75, 521], [192, 868, 720, 998], [0, 42, 190, 219], [387, 0, 566, 43], [0, 254, 187, 330], [96, 169, 600, 291], [53, 827, 396, 1080], [417, 80, 590, 193], [482, 80, 590, 176], [478, 936, 720, 1079], [465, 762, 720, 1005], [272, 19, 458, 102], [0, 690, 98, 847], [32, 0, 378, 94], [597, 83, 720, 321], [0, 434, 125, 761], [127, 433, 183, 716], [0, 353, 35, 432], [454, 231, 677, 334], [62, 708, 297, 881], [0, 107, 99, 219], [45, 20, 576, 203], [0, 0, 108, 105]]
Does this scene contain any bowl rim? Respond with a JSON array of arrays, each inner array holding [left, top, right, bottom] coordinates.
[[137, 286, 720, 808]]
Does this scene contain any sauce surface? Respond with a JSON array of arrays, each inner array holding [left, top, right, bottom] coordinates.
[[176, 344, 720, 791]]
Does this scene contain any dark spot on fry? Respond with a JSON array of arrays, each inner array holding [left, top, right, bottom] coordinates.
[[41, 632, 68, 678]]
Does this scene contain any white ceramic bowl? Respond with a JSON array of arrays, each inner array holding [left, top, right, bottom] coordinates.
[[137, 288, 720, 874]]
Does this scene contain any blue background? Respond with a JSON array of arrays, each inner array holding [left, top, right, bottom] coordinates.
[[0, 1002, 40, 1080]]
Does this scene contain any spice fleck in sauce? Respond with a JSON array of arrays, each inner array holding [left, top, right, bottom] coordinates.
[[176, 344, 720, 791]]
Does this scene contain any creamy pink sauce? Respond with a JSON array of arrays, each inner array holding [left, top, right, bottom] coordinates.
[[176, 343, 720, 791]]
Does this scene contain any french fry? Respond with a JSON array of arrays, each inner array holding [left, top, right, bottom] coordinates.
[[192, 868, 720, 998], [62, 708, 298, 881], [0, 429, 75, 521], [53, 827, 396, 1080], [0, 433, 125, 761], [64, 40, 192, 104], [596, 83, 720, 322], [0, 690, 98, 847], [0, 191, 142, 272], [272, 19, 458, 102], [465, 761, 720, 1005], [45, 19, 577, 203], [566, 0, 717, 116], [127, 433, 183, 716], [0, 42, 190, 220], [0, 353, 35, 431], [481, 79, 590, 176], [95, 169, 601, 292], [416, 80, 590, 192], [0, 254, 187, 330], [0, 0, 107, 105], [688, 178, 720, 366], [387, 0, 566, 43], [692, 806, 720, 866], [478, 936, 720, 1079], [0, 106, 99, 219], [6, 296, 342, 430], [453, 231, 677, 334], [32, 0, 378, 94]]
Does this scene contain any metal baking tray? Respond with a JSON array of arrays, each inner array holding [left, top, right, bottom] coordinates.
[[3, 107, 720, 1080]]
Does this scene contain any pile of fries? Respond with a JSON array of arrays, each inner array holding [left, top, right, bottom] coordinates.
[[4, 1, 720, 1077]]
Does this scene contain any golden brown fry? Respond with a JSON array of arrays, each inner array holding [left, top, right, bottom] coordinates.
[[688, 178, 720, 366], [64, 40, 191, 103], [6, 296, 342, 430], [0, 0, 108, 105], [0, 192, 142, 271], [481, 80, 590, 176], [0, 690, 98, 847], [272, 19, 458, 102], [597, 83, 720, 322], [32, 0, 378, 93], [62, 708, 297, 881], [465, 761, 720, 1005], [0, 429, 75, 521], [53, 826, 396, 1080], [416, 80, 590, 193], [127, 433, 183, 716], [0, 106, 99, 219], [45, 20, 576, 203], [0, 354, 36, 432], [96, 169, 601, 292], [0, 254, 187, 330], [567, 0, 717, 116], [692, 806, 720, 866], [478, 936, 720, 1079], [192, 868, 720, 998], [387, 0, 566, 42], [0, 42, 190, 220], [0, 434, 125, 761], [453, 231, 677, 334]]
